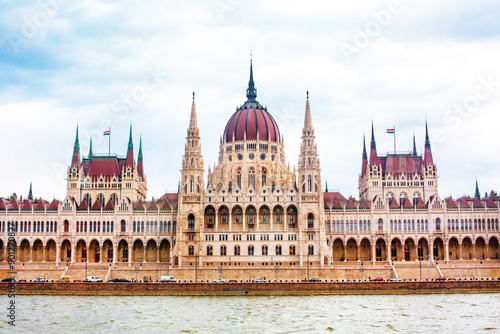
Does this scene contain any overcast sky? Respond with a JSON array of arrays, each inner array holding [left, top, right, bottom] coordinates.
[[1, 0, 500, 201]]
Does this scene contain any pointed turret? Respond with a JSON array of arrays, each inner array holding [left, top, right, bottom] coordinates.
[[325, 180, 329, 192], [71, 124, 80, 168], [88, 137, 93, 159], [369, 121, 378, 166], [137, 135, 144, 179], [126, 123, 134, 168], [361, 133, 368, 176], [423, 120, 434, 166], [475, 179, 481, 199], [412, 132, 417, 156], [189, 91, 198, 133], [246, 56, 257, 101], [28, 182, 33, 201], [298, 91, 321, 195]]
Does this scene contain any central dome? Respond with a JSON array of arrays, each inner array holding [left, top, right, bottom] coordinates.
[[222, 60, 281, 143]]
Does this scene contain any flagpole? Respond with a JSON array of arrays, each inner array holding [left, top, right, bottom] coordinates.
[[393, 125, 396, 154], [108, 128, 111, 156]]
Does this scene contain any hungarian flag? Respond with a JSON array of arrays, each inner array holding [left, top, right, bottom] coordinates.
[[386, 128, 395, 134], [103, 130, 110, 136]]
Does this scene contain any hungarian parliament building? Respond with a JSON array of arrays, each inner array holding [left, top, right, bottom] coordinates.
[[1, 62, 499, 273]]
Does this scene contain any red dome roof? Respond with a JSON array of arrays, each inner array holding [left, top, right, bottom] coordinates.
[[223, 101, 281, 143]]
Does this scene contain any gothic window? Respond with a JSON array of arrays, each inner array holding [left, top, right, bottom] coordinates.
[[378, 218, 384, 231], [190, 176, 194, 193], [64, 220, 69, 233], [308, 245, 314, 255], [307, 175, 312, 192], [289, 245, 296, 255], [188, 246, 194, 256], [188, 214, 196, 229], [271, 182, 275, 192], [307, 213, 314, 229], [97, 194, 105, 207], [248, 245, 254, 256], [234, 245, 240, 256], [219, 206, 229, 224], [207, 245, 213, 256], [435, 218, 441, 231], [246, 206, 256, 227], [287, 206, 298, 228], [220, 245, 227, 256], [228, 181, 232, 193], [273, 206, 283, 224], [84, 193, 91, 205], [262, 245, 268, 256], [260, 206, 270, 224], [237, 168, 242, 188], [248, 168, 255, 189], [276, 245, 282, 256], [204, 207, 215, 228], [232, 206, 242, 224], [261, 167, 267, 187]]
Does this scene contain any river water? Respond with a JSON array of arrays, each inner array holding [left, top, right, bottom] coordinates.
[[2, 294, 499, 333]]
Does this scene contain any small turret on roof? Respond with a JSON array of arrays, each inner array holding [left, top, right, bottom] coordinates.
[[71, 125, 80, 168], [423, 120, 434, 166], [369, 121, 378, 166]]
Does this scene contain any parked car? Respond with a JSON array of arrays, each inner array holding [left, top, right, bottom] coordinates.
[[86, 276, 103, 282], [371, 277, 384, 282], [160, 276, 176, 283], [228, 280, 238, 283], [1, 277, 14, 282], [307, 278, 320, 282], [57, 277, 70, 282], [389, 277, 402, 282], [107, 278, 131, 283], [213, 278, 226, 283], [254, 278, 266, 283], [34, 277, 45, 282], [436, 277, 447, 281]]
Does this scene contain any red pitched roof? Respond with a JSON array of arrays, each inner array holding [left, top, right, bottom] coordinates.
[[473, 197, 484, 208], [331, 199, 343, 209], [457, 197, 470, 208], [323, 192, 346, 202], [87, 158, 120, 182], [91, 200, 102, 210], [486, 197, 498, 208], [0, 199, 6, 210], [78, 199, 89, 211], [402, 198, 413, 208], [445, 197, 457, 208], [34, 200, 46, 211], [359, 198, 370, 209], [104, 199, 115, 210], [389, 198, 400, 209], [346, 198, 357, 209], [47, 199, 59, 210], [148, 199, 158, 211], [159, 199, 170, 210], [21, 200, 32, 211], [9, 200, 19, 210], [134, 199, 144, 210]]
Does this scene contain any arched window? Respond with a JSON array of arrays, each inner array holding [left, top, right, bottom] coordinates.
[[262, 245, 268, 256], [246, 206, 256, 227], [378, 218, 384, 231], [188, 246, 194, 256], [228, 181, 232, 193], [121, 220, 126, 232], [261, 167, 267, 187], [83, 193, 92, 205], [234, 245, 240, 256], [307, 175, 312, 192], [190, 176, 194, 193], [260, 206, 270, 224], [220, 245, 227, 256], [307, 213, 314, 229], [248, 245, 254, 256], [237, 168, 242, 188], [97, 194, 105, 207], [273, 206, 283, 224], [271, 182, 275, 192], [287, 206, 297, 228], [232, 207, 242, 224], [64, 220, 69, 233], [188, 214, 195, 229], [276, 245, 282, 256], [248, 168, 255, 189], [289, 245, 296, 255], [308, 245, 314, 255], [207, 245, 213, 256], [435, 218, 441, 231]]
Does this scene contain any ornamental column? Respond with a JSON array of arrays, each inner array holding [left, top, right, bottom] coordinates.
[[128, 244, 132, 266], [112, 244, 117, 263], [444, 241, 449, 262], [99, 245, 103, 263], [42, 246, 46, 262]]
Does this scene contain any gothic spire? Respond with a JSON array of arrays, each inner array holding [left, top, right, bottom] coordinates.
[[475, 179, 481, 199], [425, 120, 431, 149], [303, 90, 313, 133], [138, 135, 143, 161], [362, 133, 367, 160], [88, 137, 93, 159], [189, 91, 198, 132], [424, 120, 434, 166], [28, 182, 33, 201], [412, 132, 417, 156], [74, 124, 80, 152], [246, 55, 257, 101], [71, 124, 80, 168], [369, 121, 378, 166], [137, 135, 144, 179], [325, 180, 328, 192], [127, 123, 133, 151], [361, 133, 368, 176]]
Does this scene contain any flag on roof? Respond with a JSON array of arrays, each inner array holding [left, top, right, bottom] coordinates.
[[103, 130, 110, 135], [386, 128, 395, 134]]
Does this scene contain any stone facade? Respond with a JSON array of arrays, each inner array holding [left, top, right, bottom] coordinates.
[[0, 61, 499, 281]]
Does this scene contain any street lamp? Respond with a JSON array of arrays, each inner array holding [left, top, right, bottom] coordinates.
[[427, 252, 430, 281], [419, 258, 422, 281], [23, 258, 25, 266], [274, 263, 280, 282], [360, 257, 364, 281], [64, 256, 68, 278], [307, 253, 310, 282], [480, 255, 482, 264]]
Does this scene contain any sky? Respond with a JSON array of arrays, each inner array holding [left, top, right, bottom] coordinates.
[[1, 0, 500, 201]]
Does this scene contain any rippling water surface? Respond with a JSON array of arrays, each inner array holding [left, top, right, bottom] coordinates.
[[2, 293, 499, 333]]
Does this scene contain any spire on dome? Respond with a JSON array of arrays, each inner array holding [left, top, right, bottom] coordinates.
[[246, 54, 257, 101], [88, 137, 93, 159], [412, 132, 417, 156], [28, 182, 33, 201], [475, 179, 481, 199], [369, 121, 378, 166]]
